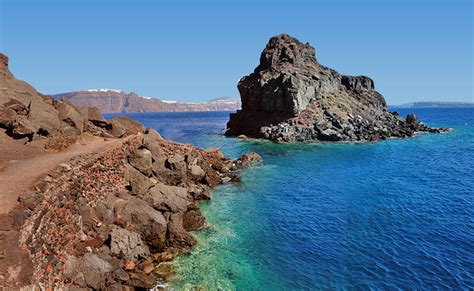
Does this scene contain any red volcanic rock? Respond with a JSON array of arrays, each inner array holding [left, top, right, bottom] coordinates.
[[16, 129, 261, 289]]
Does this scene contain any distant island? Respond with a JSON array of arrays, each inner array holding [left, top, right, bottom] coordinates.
[[391, 101, 474, 108], [52, 89, 241, 113]]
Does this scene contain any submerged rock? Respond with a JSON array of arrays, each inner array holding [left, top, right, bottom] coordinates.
[[233, 152, 263, 168], [225, 34, 449, 142]]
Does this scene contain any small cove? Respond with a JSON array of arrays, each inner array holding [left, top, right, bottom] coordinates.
[[106, 108, 474, 289]]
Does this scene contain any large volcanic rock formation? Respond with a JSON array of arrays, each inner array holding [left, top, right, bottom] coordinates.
[[225, 34, 447, 142]]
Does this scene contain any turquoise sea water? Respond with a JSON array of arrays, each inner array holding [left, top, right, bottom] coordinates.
[[107, 108, 474, 290]]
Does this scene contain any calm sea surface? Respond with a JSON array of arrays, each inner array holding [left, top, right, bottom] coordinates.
[[106, 108, 474, 290]]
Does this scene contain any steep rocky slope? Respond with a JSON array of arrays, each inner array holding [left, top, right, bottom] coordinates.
[[226, 34, 448, 142], [0, 54, 142, 150], [14, 131, 260, 289], [53, 90, 241, 113], [0, 53, 261, 289]]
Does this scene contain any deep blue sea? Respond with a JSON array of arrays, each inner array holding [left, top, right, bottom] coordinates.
[[107, 108, 474, 290]]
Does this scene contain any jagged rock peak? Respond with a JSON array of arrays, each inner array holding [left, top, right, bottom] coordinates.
[[235, 34, 383, 120], [259, 34, 317, 70], [1, 53, 9, 67], [0, 53, 13, 78], [226, 34, 448, 142]]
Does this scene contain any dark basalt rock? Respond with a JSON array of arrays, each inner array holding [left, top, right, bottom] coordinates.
[[406, 113, 419, 124], [225, 34, 449, 142]]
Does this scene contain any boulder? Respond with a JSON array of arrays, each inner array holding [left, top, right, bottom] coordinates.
[[140, 260, 155, 274], [128, 148, 153, 176], [204, 170, 222, 187], [341, 75, 374, 93], [114, 268, 130, 282], [144, 183, 192, 212], [118, 198, 168, 250], [64, 254, 113, 290], [182, 210, 206, 231], [109, 116, 145, 137], [406, 114, 419, 124], [109, 226, 150, 260], [85, 107, 107, 124], [3, 98, 29, 115], [55, 99, 85, 132], [142, 132, 163, 157], [110, 123, 126, 138], [83, 252, 113, 274], [190, 165, 205, 179], [95, 201, 114, 226], [150, 154, 189, 185], [124, 164, 152, 196], [8, 115, 39, 138], [166, 154, 186, 171], [154, 262, 175, 280], [233, 152, 262, 168], [318, 128, 343, 141], [24, 98, 61, 137], [144, 128, 163, 140], [82, 253, 113, 289], [127, 271, 158, 289], [168, 212, 196, 248]]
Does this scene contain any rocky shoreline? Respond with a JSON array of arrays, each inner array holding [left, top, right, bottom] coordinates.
[[226, 34, 449, 142], [14, 129, 260, 289], [0, 33, 451, 289], [0, 52, 262, 289]]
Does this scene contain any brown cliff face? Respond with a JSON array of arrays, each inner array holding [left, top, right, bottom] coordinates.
[[226, 34, 447, 142], [0, 54, 14, 79], [54, 90, 241, 113], [0, 53, 261, 289], [0, 53, 141, 150]]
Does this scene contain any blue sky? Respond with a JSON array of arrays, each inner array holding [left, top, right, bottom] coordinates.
[[0, 0, 472, 104]]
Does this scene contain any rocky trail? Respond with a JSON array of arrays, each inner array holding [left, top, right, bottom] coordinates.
[[0, 132, 121, 215], [0, 52, 262, 289], [0, 132, 122, 286]]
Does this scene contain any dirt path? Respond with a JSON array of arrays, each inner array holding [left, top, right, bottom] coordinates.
[[0, 132, 122, 287], [0, 133, 121, 215]]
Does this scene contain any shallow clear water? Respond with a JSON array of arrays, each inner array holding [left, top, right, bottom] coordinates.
[[107, 108, 474, 290]]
